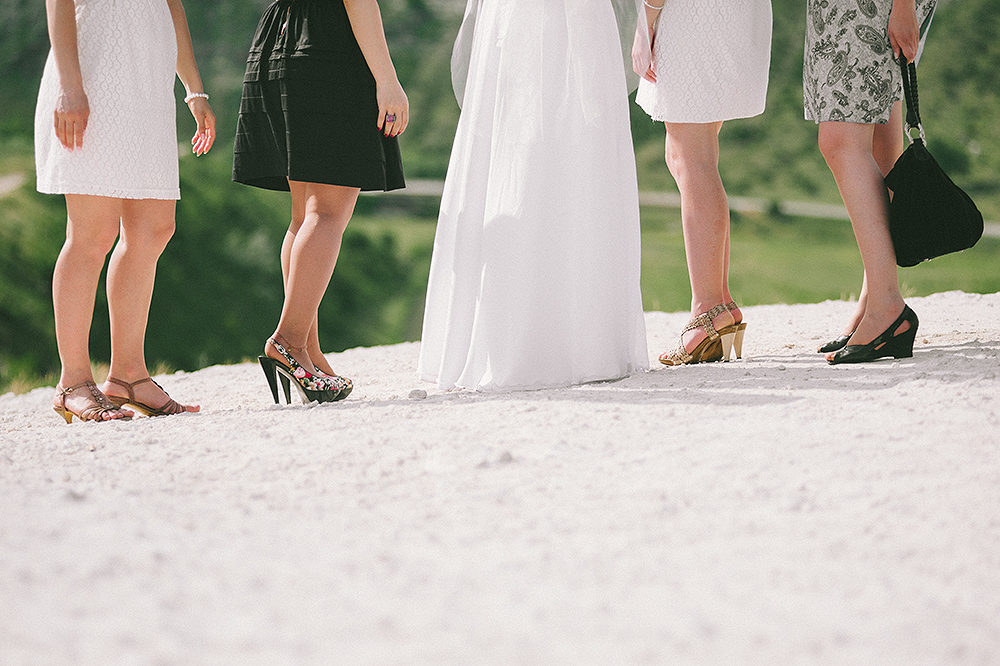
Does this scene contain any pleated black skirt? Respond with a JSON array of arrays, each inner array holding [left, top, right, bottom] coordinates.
[[232, 0, 405, 192]]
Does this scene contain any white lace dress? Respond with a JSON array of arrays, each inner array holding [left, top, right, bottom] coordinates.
[[635, 0, 772, 123], [417, 0, 649, 392], [34, 0, 180, 200]]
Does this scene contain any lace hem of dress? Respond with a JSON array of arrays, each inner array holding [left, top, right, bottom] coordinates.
[[36, 182, 181, 201]]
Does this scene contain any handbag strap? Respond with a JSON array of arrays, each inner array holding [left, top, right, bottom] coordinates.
[[899, 55, 926, 145]]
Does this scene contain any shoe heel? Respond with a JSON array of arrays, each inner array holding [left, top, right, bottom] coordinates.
[[733, 324, 746, 359], [258, 356, 280, 404], [888, 325, 917, 359], [53, 407, 73, 424], [264, 336, 339, 403], [720, 331, 736, 361], [279, 373, 292, 404]]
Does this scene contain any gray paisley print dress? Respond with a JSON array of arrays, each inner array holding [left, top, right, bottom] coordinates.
[[804, 0, 936, 124]]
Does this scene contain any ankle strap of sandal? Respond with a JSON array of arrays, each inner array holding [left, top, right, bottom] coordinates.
[[58, 380, 115, 410], [683, 303, 729, 340], [105, 376, 155, 402]]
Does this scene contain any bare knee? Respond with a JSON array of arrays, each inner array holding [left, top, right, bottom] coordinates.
[[63, 233, 117, 268], [62, 221, 119, 266], [149, 218, 176, 247], [818, 130, 849, 166], [303, 186, 359, 236], [124, 218, 175, 254], [663, 124, 722, 186], [665, 140, 720, 189], [818, 122, 872, 171], [120, 201, 177, 253]]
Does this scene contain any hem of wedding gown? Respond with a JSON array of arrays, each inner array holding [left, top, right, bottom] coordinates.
[[419, 365, 649, 394]]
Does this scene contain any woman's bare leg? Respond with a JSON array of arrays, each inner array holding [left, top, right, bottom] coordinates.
[[52, 194, 130, 419], [837, 101, 905, 338], [664, 121, 736, 350], [102, 198, 198, 412], [267, 180, 359, 372], [818, 119, 909, 360], [279, 187, 338, 376]]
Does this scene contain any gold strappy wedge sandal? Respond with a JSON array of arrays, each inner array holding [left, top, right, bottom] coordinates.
[[659, 304, 734, 366]]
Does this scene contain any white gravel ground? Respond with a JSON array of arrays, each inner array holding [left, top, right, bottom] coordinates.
[[2, 291, 999, 665]]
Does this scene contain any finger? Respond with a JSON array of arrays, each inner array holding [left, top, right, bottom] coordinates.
[[74, 116, 86, 149], [383, 111, 398, 137], [889, 34, 902, 60], [193, 121, 207, 151], [193, 112, 216, 155], [198, 126, 215, 154], [57, 118, 72, 150], [53, 112, 67, 149], [193, 130, 208, 155]]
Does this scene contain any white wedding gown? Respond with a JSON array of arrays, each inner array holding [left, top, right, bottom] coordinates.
[[417, 0, 648, 391]]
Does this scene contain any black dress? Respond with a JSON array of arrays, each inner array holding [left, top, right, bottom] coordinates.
[[233, 0, 405, 192]]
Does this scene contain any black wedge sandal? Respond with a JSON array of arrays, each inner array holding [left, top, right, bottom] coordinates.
[[827, 306, 918, 365]]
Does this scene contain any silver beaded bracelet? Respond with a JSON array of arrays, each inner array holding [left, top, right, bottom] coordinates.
[[643, 0, 664, 8], [184, 92, 209, 104]]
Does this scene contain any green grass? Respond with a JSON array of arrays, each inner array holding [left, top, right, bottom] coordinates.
[[354, 206, 1000, 318], [641, 206, 1000, 312]]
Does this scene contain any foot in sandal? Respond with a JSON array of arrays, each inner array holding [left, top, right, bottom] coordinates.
[[52, 381, 133, 423], [102, 376, 199, 417]]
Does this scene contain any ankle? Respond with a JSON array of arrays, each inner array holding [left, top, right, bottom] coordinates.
[[58, 372, 95, 391], [105, 361, 151, 382], [273, 332, 307, 353], [700, 303, 735, 331]]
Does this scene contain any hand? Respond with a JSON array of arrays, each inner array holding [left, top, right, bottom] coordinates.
[[187, 97, 216, 156], [53, 85, 89, 151], [376, 78, 408, 138], [888, 0, 919, 62], [632, 24, 656, 83]]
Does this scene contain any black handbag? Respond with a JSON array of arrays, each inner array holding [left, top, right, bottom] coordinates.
[[884, 56, 983, 267]]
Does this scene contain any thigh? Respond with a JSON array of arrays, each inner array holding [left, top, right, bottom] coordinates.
[[64, 194, 124, 249], [818, 120, 876, 156], [663, 121, 724, 168], [289, 180, 360, 229]]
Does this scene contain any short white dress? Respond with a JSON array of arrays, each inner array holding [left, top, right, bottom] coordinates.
[[34, 0, 180, 200], [635, 0, 773, 123], [417, 0, 649, 392]]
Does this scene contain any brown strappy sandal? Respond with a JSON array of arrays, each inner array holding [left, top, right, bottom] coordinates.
[[104, 377, 189, 417], [53, 381, 131, 424]]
